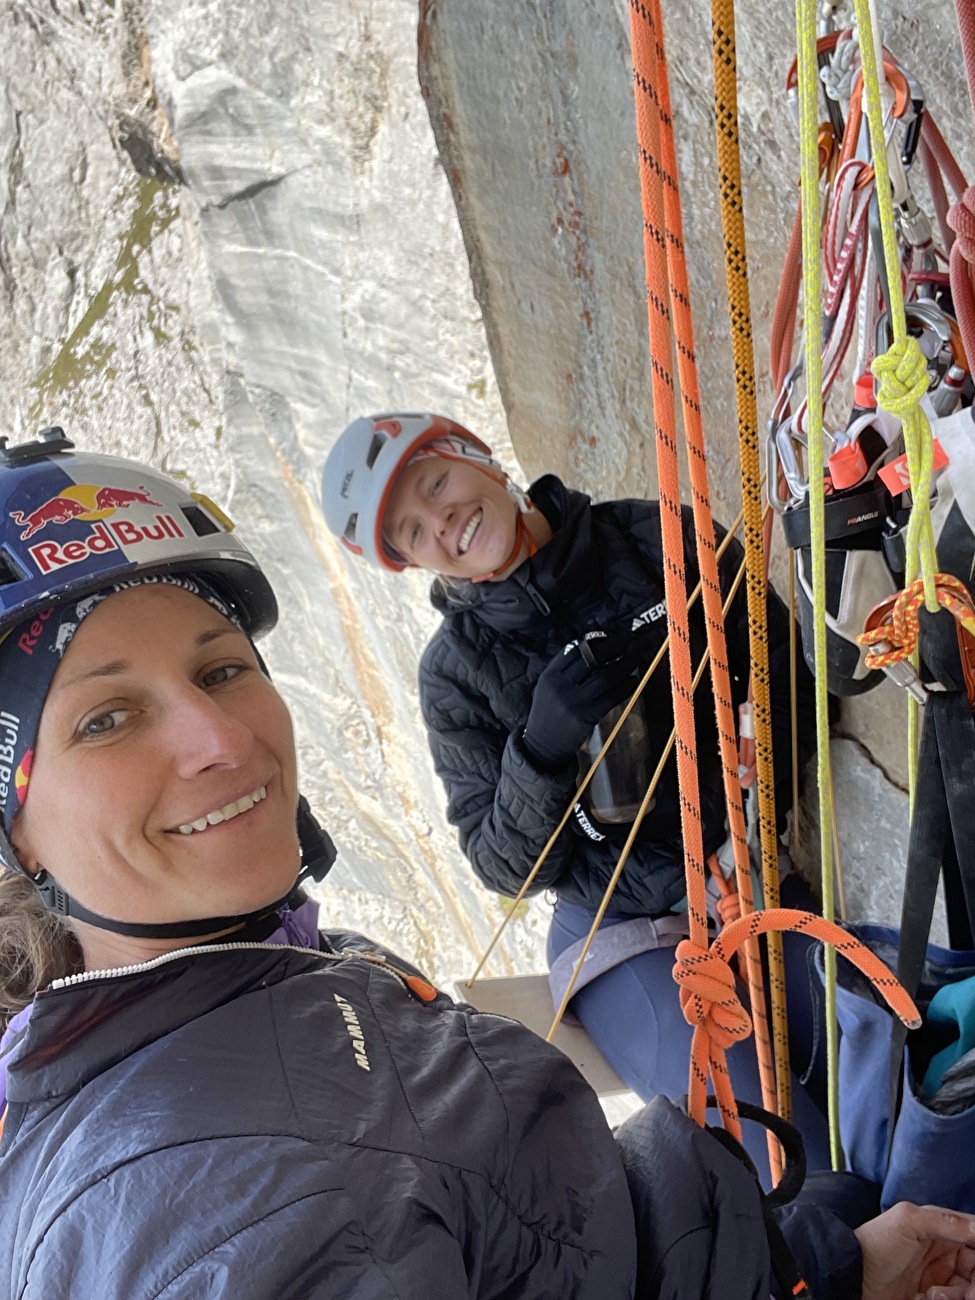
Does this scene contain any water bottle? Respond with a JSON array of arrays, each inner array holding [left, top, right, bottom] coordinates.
[[577, 689, 654, 824]]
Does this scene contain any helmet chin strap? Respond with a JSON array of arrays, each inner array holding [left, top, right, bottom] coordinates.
[[468, 510, 539, 583], [25, 796, 337, 942]]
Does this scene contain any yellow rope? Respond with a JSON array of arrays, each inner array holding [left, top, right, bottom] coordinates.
[[708, 0, 792, 1122], [796, 0, 843, 1168], [852, 0, 939, 801]]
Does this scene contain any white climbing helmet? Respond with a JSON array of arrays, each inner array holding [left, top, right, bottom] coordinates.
[[321, 413, 493, 570]]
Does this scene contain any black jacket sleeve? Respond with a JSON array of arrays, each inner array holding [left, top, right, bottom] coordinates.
[[773, 1203, 862, 1300], [419, 634, 579, 897]]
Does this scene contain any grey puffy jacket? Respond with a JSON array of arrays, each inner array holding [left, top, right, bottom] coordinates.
[[419, 477, 814, 917], [0, 925, 861, 1299], [0, 930, 637, 1299]]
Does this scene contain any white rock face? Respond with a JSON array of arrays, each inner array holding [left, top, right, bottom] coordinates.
[[0, 0, 545, 982]]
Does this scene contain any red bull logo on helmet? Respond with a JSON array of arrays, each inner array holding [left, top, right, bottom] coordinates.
[[9, 484, 186, 577], [10, 483, 163, 540]]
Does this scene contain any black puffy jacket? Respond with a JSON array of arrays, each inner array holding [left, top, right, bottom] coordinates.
[[419, 477, 814, 917]]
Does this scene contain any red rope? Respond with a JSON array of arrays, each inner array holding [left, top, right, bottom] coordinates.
[[954, 0, 975, 126]]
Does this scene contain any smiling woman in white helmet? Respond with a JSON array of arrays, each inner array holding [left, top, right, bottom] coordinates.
[[322, 410, 835, 1184]]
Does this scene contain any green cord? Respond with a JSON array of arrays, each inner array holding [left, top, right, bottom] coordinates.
[[795, 0, 843, 1172]]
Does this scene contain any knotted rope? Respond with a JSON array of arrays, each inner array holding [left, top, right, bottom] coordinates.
[[627, 0, 784, 1176], [858, 573, 975, 669], [949, 187, 975, 262], [674, 910, 921, 1141], [854, 0, 938, 614]]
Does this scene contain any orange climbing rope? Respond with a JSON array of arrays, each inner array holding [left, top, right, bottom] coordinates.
[[626, 0, 714, 1071], [465, 516, 747, 988], [630, 0, 781, 1176], [858, 573, 975, 669], [674, 908, 921, 1142], [626, 0, 921, 1150]]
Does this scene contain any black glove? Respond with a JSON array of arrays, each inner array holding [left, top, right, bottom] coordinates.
[[522, 632, 644, 772]]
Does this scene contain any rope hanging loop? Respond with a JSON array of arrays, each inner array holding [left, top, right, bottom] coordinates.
[[674, 908, 921, 1137]]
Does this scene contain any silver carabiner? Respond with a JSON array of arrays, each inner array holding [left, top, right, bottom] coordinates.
[[875, 300, 952, 388], [776, 419, 810, 507]]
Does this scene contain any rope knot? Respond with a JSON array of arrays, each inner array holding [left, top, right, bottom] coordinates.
[[857, 574, 975, 668], [871, 336, 930, 419], [673, 938, 752, 1050], [948, 185, 975, 266]]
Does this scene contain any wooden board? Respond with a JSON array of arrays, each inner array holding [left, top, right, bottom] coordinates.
[[453, 974, 629, 1097]]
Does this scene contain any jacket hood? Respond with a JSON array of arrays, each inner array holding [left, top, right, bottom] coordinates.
[[429, 476, 601, 632]]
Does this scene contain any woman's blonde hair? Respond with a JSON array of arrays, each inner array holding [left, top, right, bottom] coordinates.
[[0, 871, 83, 1033]]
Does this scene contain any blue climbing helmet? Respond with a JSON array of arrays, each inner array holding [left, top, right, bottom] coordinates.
[[0, 428, 336, 934], [0, 426, 277, 639]]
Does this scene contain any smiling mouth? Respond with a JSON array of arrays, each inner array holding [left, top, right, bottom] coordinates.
[[458, 508, 483, 556], [175, 785, 268, 835]]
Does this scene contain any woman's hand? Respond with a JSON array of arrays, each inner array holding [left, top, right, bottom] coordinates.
[[522, 633, 643, 772], [854, 1201, 975, 1300]]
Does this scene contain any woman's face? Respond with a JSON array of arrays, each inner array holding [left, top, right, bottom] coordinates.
[[12, 585, 301, 926], [383, 456, 519, 579]]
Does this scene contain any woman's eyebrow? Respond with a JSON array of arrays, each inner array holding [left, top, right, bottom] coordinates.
[[194, 626, 240, 648], [54, 626, 239, 694], [53, 660, 131, 694]]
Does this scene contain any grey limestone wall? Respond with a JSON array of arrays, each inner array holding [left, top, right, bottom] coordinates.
[[418, 0, 974, 926]]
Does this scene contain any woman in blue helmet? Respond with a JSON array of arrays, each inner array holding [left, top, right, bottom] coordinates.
[[0, 429, 973, 1300], [321, 412, 831, 1182]]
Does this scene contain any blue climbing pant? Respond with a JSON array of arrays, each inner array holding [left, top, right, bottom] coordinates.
[[547, 873, 831, 1186]]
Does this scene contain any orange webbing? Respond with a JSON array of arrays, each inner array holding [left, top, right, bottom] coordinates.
[[673, 909, 920, 1140], [640, 0, 781, 1178], [858, 573, 975, 667]]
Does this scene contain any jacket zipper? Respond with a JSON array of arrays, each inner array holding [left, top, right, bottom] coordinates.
[[48, 943, 438, 1002]]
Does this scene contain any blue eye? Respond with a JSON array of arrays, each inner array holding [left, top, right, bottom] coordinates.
[[200, 663, 243, 688], [80, 709, 127, 737]]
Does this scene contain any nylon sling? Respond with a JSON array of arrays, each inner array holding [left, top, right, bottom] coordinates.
[[888, 608, 975, 1155]]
